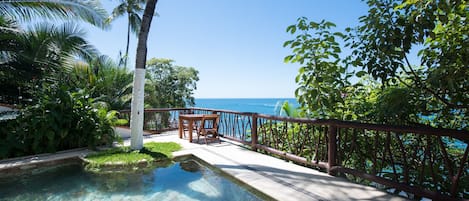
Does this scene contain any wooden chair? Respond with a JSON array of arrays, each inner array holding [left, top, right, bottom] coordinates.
[[181, 110, 197, 138], [182, 120, 198, 138], [197, 114, 220, 144]]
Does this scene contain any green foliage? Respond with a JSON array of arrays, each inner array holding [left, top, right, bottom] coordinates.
[[346, 0, 468, 129], [284, 18, 351, 119], [67, 55, 133, 110], [0, 0, 108, 28], [145, 58, 199, 108], [0, 21, 98, 105], [0, 82, 121, 159], [258, 122, 327, 163], [274, 100, 302, 118], [285, 1, 468, 129], [143, 58, 199, 130], [338, 129, 469, 199], [0, 0, 106, 105]]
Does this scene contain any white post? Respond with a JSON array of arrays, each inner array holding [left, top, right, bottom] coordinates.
[[130, 68, 146, 150]]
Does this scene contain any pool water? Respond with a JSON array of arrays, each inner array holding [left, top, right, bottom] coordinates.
[[0, 159, 266, 201]]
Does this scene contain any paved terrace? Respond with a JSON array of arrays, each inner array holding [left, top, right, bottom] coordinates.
[[0, 127, 407, 201]]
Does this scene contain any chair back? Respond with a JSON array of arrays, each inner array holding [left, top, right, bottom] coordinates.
[[201, 114, 219, 129]]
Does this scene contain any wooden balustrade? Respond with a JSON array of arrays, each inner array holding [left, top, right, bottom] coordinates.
[[119, 108, 469, 200]]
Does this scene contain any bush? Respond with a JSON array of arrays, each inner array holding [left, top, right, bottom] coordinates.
[[0, 83, 123, 159]]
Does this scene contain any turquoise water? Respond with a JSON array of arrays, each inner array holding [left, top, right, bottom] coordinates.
[[195, 98, 299, 115], [0, 159, 265, 201]]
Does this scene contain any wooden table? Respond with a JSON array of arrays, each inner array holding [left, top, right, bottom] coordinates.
[[179, 114, 220, 142], [178, 114, 204, 142]]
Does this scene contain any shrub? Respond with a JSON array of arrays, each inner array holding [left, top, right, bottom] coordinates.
[[0, 83, 123, 159]]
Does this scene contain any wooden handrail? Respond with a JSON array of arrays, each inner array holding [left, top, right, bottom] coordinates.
[[121, 107, 469, 140]]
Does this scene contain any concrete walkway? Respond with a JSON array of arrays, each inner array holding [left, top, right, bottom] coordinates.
[[119, 128, 406, 201], [0, 128, 407, 201]]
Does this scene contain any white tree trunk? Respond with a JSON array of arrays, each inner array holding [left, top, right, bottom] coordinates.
[[130, 0, 158, 150], [130, 68, 145, 149]]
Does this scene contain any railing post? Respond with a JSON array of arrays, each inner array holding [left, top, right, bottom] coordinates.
[[328, 124, 338, 176], [251, 113, 258, 152]]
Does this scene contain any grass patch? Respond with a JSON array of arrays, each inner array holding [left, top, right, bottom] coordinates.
[[143, 142, 182, 158], [84, 142, 182, 170]]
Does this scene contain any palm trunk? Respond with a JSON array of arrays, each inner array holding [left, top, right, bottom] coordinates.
[[125, 20, 131, 67], [130, 0, 158, 150]]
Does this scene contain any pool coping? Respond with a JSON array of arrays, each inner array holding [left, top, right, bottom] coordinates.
[[0, 148, 92, 178]]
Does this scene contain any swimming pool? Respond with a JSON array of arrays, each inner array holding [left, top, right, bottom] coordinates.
[[0, 157, 270, 201]]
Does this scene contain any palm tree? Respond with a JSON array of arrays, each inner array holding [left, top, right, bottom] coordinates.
[[0, 22, 98, 103], [0, 0, 107, 66], [0, 0, 108, 28], [130, 0, 158, 150], [105, 0, 146, 67], [0, 0, 107, 104]]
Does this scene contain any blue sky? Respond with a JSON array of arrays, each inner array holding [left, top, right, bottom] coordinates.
[[85, 0, 369, 98]]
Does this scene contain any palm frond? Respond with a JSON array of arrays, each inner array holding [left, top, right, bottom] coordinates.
[[128, 13, 142, 35], [0, 0, 109, 29], [105, 3, 127, 24]]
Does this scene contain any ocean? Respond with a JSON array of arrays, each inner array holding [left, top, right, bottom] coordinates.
[[194, 98, 299, 115]]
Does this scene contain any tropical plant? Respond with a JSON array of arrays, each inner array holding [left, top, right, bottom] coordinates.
[[0, 82, 122, 159], [0, 0, 107, 105], [0, 22, 98, 104], [274, 100, 301, 118], [130, 0, 158, 150], [67, 55, 133, 110]]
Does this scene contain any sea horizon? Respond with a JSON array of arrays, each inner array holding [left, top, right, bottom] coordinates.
[[194, 98, 299, 115]]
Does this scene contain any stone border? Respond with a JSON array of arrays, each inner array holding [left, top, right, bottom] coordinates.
[[0, 148, 91, 178]]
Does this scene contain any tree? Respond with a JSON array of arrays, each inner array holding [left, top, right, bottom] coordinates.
[[346, 0, 468, 128], [284, 18, 351, 119], [130, 0, 158, 150], [145, 58, 199, 108], [106, 0, 155, 67]]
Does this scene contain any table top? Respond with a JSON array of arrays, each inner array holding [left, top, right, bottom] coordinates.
[[179, 114, 218, 120]]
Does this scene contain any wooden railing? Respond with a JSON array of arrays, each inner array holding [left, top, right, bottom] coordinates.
[[119, 108, 469, 200]]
